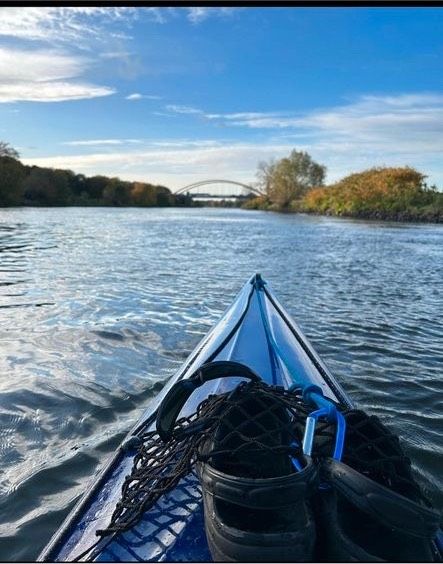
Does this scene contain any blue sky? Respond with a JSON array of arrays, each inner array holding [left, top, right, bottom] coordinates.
[[0, 6, 442, 190]]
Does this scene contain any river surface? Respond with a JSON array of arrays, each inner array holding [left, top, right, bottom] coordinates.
[[0, 207, 441, 561]]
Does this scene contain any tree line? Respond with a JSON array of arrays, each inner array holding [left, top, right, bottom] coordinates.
[[0, 142, 191, 208], [2, 140, 441, 221], [245, 149, 443, 223]]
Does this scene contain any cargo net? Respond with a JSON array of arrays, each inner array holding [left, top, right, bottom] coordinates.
[[95, 381, 311, 540], [73, 379, 428, 561]]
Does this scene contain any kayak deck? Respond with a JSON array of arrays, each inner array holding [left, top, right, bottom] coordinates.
[[39, 274, 351, 562]]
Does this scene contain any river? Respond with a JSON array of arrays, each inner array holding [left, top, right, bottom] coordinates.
[[0, 207, 441, 560]]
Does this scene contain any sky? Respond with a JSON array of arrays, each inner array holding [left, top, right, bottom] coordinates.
[[0, 6, 442, 191]]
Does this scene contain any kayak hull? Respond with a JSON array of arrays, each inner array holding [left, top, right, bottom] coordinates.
[[39, 274, 352, 562]]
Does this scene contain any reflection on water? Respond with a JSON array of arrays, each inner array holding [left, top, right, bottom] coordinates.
[[0, 207, 442, 560]]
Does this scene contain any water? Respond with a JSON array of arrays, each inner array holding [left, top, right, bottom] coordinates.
[[0, 207, 441, 561]]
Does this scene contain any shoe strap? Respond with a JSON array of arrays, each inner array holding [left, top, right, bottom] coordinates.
[[156, 361, 261, 441], [199, 456, 317, 510], [323, 458, 440, 539]]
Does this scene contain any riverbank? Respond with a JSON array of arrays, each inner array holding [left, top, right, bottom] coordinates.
[[0, 156, 193, 208], [243, 200, 443, 223], [243, 167, 443, 224], [302, 208, 443, 224]]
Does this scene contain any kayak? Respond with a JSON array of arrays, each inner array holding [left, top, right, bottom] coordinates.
[[38, 273, 441, 562]]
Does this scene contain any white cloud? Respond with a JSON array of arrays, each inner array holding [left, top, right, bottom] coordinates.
[[62, 139, 144, 146], [166, 104, 203, 115], [62, 138, 220, 149], [294, 94, 443, 136], [126, 93, 144, 100], [0, 82, 114, 103], [126, 93, 161, 100], [197, 95, 443, 176], [0, 47, 88, 82], [203, 94, 443, 135], [0, 46, 115, 103], [186, 7, 237, 24], [205, 112, 278, 121], [186, 8, 212, 24], [100, 51, 131, 60], [0, 7, 235, 45], [0, 7, 135, 43], [150, 140, 221, 148]]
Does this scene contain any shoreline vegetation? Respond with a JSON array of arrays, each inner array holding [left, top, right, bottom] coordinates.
[[1, 142, 442, 222], [0, 142, 191, 208], [244, 150, 443, 223]]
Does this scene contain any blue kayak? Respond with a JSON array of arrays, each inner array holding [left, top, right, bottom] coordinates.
[[38, 274, 441, 562]]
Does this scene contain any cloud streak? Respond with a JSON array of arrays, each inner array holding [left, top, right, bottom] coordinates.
[[0, 47, 88, 82], [165, 104, 204, 115], [62, 139, 144, 146], [126, 93, 161, 100], [186, 7, 237, 24], [0, 82, 115, 103], [205, 94, 443, 147], [0, 7, 135, 43], [0, 7, 236, 44], [19, 93, 443, 188], [0, 46, 115, 103], [164, 94, 443, 174]]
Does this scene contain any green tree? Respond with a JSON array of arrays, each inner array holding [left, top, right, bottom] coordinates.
[[64, 170, 86, 200], [130, 182, 158, 206], [155, 185, 173, 207], [0, 156, 26, 205], [102, 177, 131, 206], [22, 167, 70, 205], [84, 175, 109, 201], [0, 141, 20, 159], [258, 150, 326, 208]]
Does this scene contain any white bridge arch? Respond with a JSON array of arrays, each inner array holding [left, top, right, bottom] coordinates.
[[174, 179, 264, 197]]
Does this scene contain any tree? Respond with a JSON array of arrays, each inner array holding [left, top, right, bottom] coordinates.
[[0, 156, 26, 205], [22, 167, 70, 205], [155, 185, 173, 207], [0, 141, 20, 159], [258, 150, 326, 208], [256, 158, 277, 196], [83, 175, 109, 201], [102, 177, 131, 206], [130, 182, 158, 206]]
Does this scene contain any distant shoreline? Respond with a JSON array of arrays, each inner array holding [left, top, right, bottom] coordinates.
[[1, 203, 442, 225], [1, 156, 442, 223], [258, 208, 443, 224]]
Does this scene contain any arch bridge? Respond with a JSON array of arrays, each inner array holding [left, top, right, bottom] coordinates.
[[174, 179, 264, 197]]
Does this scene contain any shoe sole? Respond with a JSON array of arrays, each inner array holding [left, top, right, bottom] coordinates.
[[202, 490, 316, 562]]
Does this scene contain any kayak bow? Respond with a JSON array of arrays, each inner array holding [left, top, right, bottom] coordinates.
[[38, 274, 439, 562]]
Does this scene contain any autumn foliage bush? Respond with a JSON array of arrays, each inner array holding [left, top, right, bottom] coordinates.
[[301, 167, 442, 221]]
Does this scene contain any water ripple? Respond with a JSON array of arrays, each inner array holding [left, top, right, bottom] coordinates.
[[0, 207, 441, 560]]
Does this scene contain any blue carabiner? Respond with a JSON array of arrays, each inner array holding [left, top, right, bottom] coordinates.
[[302, 408, 329, 457], [289, 378, 346, 461], [301, 403, 346, 461], [333, 410, 346, 460]]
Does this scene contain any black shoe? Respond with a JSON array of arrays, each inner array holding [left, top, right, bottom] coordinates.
[[196, 383, 318, 562], [312, 410, 441, 562]]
